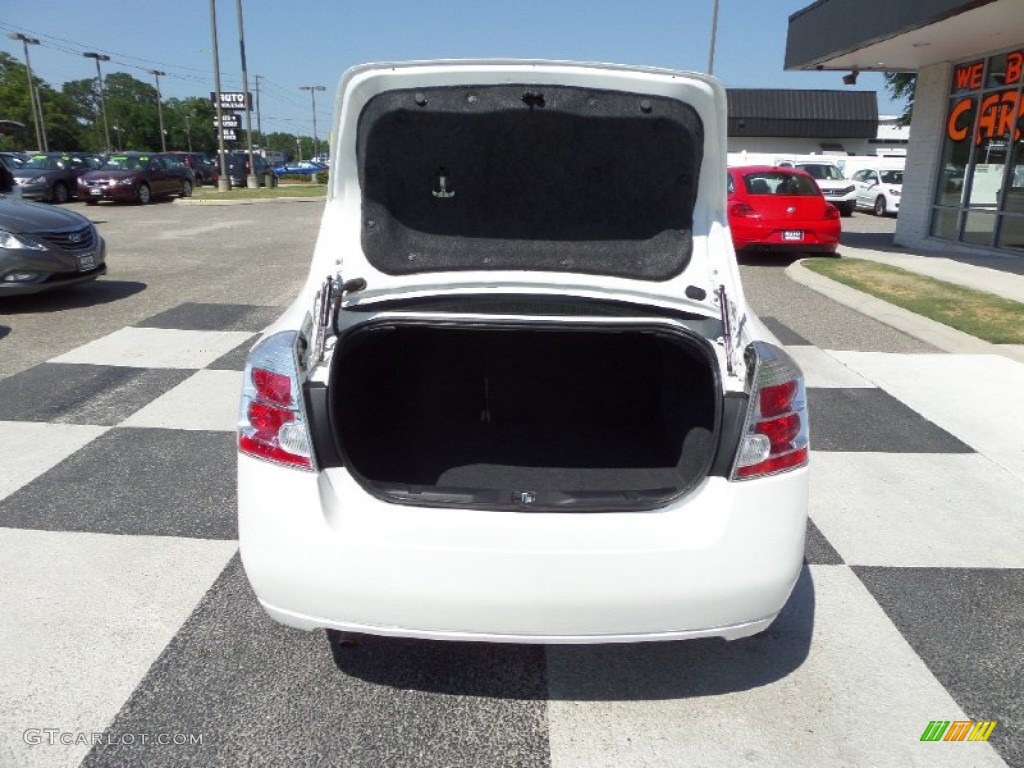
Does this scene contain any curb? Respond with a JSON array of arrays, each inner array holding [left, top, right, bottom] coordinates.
[[174, 195, 325, 206], [785, 260, 1024, 364]]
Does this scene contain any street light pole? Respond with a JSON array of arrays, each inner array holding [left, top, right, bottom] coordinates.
[[254, 74, 263, 138], [184, 111, 194, 153], [209, 0, 230, 191], [7, 33, 46, 151], [299, 85, 325, 159], [235, 0, 258, 187], [83, 53, 112, 151], [707, 0, 720, 76], [147, 69, 167, 152]]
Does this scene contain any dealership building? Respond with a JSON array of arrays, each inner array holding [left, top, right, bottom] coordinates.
[[786, 0, 1024, 256]]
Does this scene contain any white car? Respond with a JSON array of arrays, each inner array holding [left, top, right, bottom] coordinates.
[[853, 167, 904, 216], [238, 60, 810, 645], [784, 160, 856, 217]]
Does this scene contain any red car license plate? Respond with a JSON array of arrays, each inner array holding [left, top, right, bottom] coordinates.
[[783, 230, 803, 241], [89, 188, 102, 196]]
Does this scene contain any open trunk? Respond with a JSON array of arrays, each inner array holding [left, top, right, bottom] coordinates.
[[331, 322, 720, 511]]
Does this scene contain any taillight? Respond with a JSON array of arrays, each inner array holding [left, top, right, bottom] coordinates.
[[729, 202, 759, 219], [238, 330, 314, 470], [731, 341, 809, 480], [824, 203, 840, 220]]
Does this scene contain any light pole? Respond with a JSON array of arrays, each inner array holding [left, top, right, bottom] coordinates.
[[235, 0, 258, 187], [184, 110, 195, 153], [112, 124, 123, 151], [707, 0, 720, 76], [295, 137, 302, 163], [83, 52, 112, 151], [7, 33, 46, 151], [209, 0, 230, 191], [299, 85, 325, 159], [147, 69, 167, 152], [254, 73, 263, 138]]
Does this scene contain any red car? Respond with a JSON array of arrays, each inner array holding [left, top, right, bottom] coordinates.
[[77, 152, 194, 205], [726, 165, 840, 254]]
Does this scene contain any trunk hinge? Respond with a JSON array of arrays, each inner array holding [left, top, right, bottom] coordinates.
[[716, 283, 736, 377], [311, 275, 366, 365]]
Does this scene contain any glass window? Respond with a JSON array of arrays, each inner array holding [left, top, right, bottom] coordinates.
[[951, 59, 985, 93], [962, 210, 997, 245], [966, 137, 1009, 209], [987, 50, 1024, 88], [742, 172, 819, 196], [996, 215, 1024, 250], [931, 208, 960, 239], [797, 163, 844, 180], [935, 97, 976, 206], [1002, 136, 1024, 214]]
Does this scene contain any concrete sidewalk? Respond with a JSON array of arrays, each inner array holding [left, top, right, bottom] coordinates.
[[786, 239, 1024, 364]]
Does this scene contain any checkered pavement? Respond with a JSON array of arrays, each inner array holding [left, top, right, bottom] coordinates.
[[0, 304, 1020, 768]]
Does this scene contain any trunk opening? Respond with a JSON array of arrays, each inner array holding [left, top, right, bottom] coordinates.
[[331, 322, 719, 511]]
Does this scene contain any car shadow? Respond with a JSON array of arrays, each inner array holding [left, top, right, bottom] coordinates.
[[0, 280, 146, 314], [735, 252, 806, 267], [328, 565, 815, 701], [0, 325, 9, 341]]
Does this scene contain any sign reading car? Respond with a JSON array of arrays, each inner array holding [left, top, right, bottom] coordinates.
[[210, 91, 252, 111], [214, 114, 242, 129]]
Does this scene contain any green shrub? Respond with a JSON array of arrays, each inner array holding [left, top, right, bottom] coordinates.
[[279, 174, 314, 183], [315, 169, 329, 185]]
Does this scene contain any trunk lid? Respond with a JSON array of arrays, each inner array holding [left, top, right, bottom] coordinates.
[[309, 61, 742, 318]]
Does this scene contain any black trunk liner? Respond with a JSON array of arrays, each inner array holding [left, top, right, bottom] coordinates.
[[333, 324, 716, 503]]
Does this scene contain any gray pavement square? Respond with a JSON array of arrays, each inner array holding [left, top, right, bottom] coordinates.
[[854, 566, 1023, 768], [81, 556, 551, 768], [0, 427, 237, 539], [0, 363, 192, 426], [135, 303, 282, 333], [807, 387, 974, 453]]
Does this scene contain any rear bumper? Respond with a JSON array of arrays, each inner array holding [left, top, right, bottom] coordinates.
[[239, 455, 809, 643], [78, 184, 135, 202], [731, 220, 840, 252]]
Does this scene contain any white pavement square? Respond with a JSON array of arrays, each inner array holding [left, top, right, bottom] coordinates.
[[545, 566, 1007, 768], [0, 422, 108, 502], [811, 452, 1024, 568], [49, 327, 253, 370], [121, 369, 244, 432], [0, 529, 237, 768], [831, 352, 1024, 481]]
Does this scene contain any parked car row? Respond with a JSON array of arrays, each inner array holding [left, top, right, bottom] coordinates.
[[0, 150, 284, 205]]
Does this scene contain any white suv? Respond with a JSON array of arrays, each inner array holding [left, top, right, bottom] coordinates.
[[853, 167, 904, 216], [785, 160, 856, 217], [237, 61, 809, 644]]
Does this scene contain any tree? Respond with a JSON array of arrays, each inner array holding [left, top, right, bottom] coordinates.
[[884, 72, 916, 125], [164, 96, 216, 153], [1, 52, 85, 150]]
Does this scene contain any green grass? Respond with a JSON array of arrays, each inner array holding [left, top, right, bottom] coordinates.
[[191, 184, 326, 200], [802, 257, 1024, 344]]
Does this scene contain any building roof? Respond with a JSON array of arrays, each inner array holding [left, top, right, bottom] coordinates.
[[726, 88, 878, 138], [785, 0, 1024, 72]]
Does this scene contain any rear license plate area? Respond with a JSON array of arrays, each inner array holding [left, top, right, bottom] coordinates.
[[783, 230, 803, 241]]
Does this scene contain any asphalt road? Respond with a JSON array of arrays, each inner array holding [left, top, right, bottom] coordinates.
[[2, 201, 1020, 768]]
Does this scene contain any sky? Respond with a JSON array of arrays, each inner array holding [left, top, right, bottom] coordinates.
[[1, 0, 904, 142]]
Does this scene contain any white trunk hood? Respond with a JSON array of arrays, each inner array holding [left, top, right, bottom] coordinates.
[[307, 60, 743, 319]]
